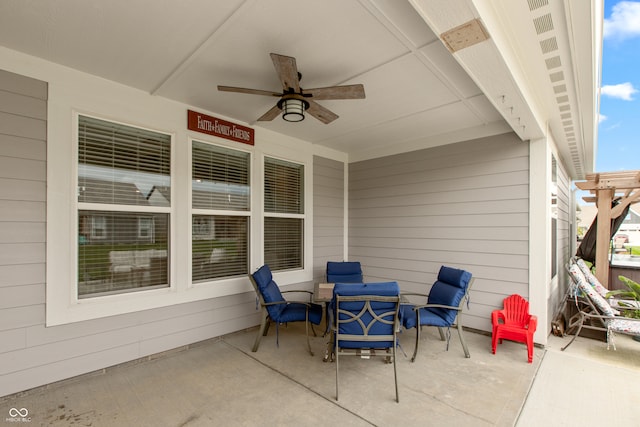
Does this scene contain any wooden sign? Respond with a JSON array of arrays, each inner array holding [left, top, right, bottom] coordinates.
[[187, 110, 254, 145]]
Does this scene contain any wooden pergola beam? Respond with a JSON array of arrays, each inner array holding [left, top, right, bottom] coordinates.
[[595, 189, 613, 286], [576, 171, 640, 288]]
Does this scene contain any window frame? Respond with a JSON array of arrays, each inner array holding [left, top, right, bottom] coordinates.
[[189, 138, 252, 284], [263, 155, 306, 272], [46, 109, 314, 327], [76, 114, 172, 299]]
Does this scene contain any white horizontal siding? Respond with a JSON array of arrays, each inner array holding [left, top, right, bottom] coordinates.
[[349, 133, 529, 332], [0, 69, 264, 397], [313, 155, 345, 281], [0, 70, 350, 396]]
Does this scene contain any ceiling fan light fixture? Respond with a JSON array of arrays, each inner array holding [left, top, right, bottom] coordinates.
[[281, 98, 306, 122]]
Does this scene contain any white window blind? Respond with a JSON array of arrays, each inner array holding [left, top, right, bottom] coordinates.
[[264, 157, 304, 271], [192, 142, 249, 211], [78, 116, 171, 206], [264, 157, 304, 214], [77, 115, 171, 297], [192, 142, 250, 281]]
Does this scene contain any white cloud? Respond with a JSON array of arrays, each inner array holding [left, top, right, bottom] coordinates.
[[599, 113, 608, 123], [604, 1, 640, 40], [601, 82, 638, 100]]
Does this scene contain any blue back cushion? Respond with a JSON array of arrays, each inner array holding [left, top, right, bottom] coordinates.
[[333, 282, 399, 348], [326, 261, 363, 283], [252, 265, 284, 319], [426, 266, 472, 324]]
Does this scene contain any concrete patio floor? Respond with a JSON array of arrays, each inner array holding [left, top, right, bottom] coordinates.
[[1, 324, 638, 426]]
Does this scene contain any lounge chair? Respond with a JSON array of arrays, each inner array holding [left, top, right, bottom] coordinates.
[[563, 263, 640, 351]]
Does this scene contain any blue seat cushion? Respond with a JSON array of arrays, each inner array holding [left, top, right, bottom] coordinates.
[[279, 302, 323, 325], [326, 261, 363, 283], [333, 282, 399, 348], [401, 305, 453, 329], [253, 264, 322, 324], [252, 265, 285, 319], [437, 266, 472, 289], [401, 266, 472, 328]]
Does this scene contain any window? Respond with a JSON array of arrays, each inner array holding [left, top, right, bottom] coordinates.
[[264, 156, 304, 271], [192, 141, 250, 281], [77, 115, 171, 297], [90, 216, 106, 239], [138, 217, 154, 240]]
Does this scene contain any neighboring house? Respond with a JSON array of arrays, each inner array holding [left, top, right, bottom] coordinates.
[[0, 0, 601, 396], [577, 203, 597, 240], [577, 203, 640, 243], [616, 206, 640, 243], [78, 179, 158, 245], [146, 185, 171, 207]]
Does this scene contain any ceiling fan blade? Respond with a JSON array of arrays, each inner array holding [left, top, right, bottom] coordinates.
[[305, 84, 365, 100], [306, 100, 339, 124], [257, 105, 282, 121], [270, 53, 300, 92], [217, 86, 281, 97]]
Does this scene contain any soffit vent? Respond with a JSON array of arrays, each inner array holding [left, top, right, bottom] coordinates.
[[545, 56, 562, 69], [529, 0, 584, 177], [550, 71, 564, 83], [540, 37, 558, 54], [528, 0, 549, 11], [554, 84, 567, 94], [533, 13, 554, 35]]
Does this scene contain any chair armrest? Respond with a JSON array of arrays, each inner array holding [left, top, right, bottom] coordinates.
[[399, 292, 428, 304], [282, 289, 313, 295], [491, 309, 506, 325], [261, 300, 288, 308], [528, 315, 538, 331], [282, 289, 314, 302], [411, 302, 461, 312], [262, 299, 315, 308]]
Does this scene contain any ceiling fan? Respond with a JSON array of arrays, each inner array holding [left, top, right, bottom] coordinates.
[[217, 53, 365, 124]]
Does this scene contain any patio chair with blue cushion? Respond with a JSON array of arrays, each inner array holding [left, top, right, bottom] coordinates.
[[400, 266, 474, 362], [326, 261, 363, 283], [249, 264, 323, 356], [331, 282, 401, 402]]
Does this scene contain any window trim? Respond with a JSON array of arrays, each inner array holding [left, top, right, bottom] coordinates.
[[189, 137, 252, 284], [263, 155, 306, 272], [46, 110, 314, 327]]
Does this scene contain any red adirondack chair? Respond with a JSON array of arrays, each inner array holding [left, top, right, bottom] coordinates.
[[491, 294, 537, 363]]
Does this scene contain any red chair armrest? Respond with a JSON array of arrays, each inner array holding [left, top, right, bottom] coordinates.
[[491, 309, 506, 325]]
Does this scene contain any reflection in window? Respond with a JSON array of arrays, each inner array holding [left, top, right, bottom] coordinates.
[[77, 115, 171, 297], [78, 211, 169, 297], [192, 142, 250, 281], [264, 157, 304, 271]]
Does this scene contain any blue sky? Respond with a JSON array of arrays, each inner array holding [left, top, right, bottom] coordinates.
[[597, 0, 640, 171]]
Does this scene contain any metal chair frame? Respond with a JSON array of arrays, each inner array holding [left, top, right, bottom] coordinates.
[[333, 293, 401, 403]]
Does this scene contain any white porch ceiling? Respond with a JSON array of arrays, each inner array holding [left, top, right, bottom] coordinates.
[[0, 0, 598, 172]]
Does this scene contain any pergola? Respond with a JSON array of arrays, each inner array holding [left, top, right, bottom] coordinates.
[[576, 171, 640, 287]]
